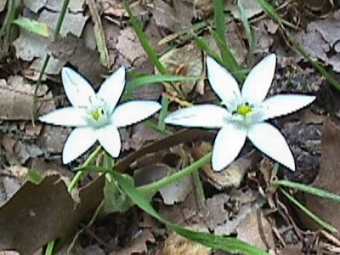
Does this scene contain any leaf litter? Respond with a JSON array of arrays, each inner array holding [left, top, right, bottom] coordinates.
[[1, 0, 340, 254]]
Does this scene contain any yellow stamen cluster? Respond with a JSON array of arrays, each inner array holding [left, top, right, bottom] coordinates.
[[91, 108, 105, 121], [236, 104, 253, 117]]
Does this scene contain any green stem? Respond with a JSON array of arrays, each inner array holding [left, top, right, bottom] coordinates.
[[280, 188, 337, 234], [138, 152, 212, 196], [68, 146, 102, 192], [44, 240, 55, 255]]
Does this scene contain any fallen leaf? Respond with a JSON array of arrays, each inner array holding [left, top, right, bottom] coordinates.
[[212, 190, 264, 235], [38, 126, 69, 154], [0, 129, 213, 254], [0, 76, 54, 120], [193, 143, 259, 190], [23, 0, 46, 13], [153, 0, 193, 32], [159, 43, 204, 96], [296, 10, 340, 72], [48, 34, 107, 85], [134, 163, 193, 205], [38, 9, 88, 37], [116, 27, 147, 65], [46, 0, 85, 12], [227, 0, 263, 19], [237, 210, 275, 250], [113, 229, 155, 255], [0, 174, 104, 254], [302, 119, 340, 234], [163, 231, 211, 255]]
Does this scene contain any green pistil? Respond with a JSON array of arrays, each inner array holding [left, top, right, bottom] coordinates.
[[91, 108, 104, 121], [236, 104, 253, 117]]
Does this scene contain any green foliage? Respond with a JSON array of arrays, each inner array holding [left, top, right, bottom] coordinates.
[[13, 17, 50, 37], [113, 171, 269, 255]]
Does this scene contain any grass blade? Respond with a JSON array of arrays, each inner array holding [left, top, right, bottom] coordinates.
[[113, 171, 269, 255], [158, 96, 169, 131], [280, 188, 337, 233], [194, 36, 223, 63], [237, 0, 254, 51], [274, 180, 340, 203], [123, 1, 167, 74], [213, 0, 226, 42]]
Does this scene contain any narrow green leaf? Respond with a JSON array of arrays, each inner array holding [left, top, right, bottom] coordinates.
[[113, 171, 269, 255], [123, 1, 167, 74], [274, 180, 340, 203], [194, 36, 223, 64], [213, 0, 226, 41], [256, 0, 280, 23], [103, 175, 133, 214], [158, 96, 169, 131], [280, 188, 337, 233], [238, 0, 254, 50], [44, 240, 55, 255], [212, 31, 244, 81], [126, 74, 199, 90], [13, 17, 50, 37]]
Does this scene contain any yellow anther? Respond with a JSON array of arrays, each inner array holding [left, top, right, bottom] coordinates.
[[237, 104, 253, 117], [91, 108, 104, 121]]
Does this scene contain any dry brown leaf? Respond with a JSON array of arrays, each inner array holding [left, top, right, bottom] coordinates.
[[301, 119, 340, 234], [0, 76, 54, 120], [134, 163, 193, 205], [116, 27, 147, 65], [158, 43, 204, 96], [153, 0, 193, 32], [193, 143, 259, 190], [296, 10, 340, 72], [227, 0, 263, 19], [237, 210, 275, 250], [0, 174, 104, 254], [113, 229, 155, 255], [48, 34, 106, 85], [163, 231, 211, 255]]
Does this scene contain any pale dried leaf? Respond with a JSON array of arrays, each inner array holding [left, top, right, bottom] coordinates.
[[227, 0, 263, 19], [163, 231, 211, 255], [116, 27, 147, 64], [0, 76, 54, 120]]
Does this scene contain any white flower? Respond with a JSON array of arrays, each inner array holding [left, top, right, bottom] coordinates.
[[165, 54, 315, 171], [39, 67, 161, 164]]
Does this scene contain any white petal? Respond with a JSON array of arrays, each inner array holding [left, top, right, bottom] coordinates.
[[248, 122, 295, 171], [241, 54, 276, 103], [62, 127, 97, 164], [97, 125, 121, 158], [261, 95, 315, 121], [164, 105, 229, 129], [212, 124, 247, 171], [97, 66, 126, 109], [112, 101, 161, 128], [39, 107, 87, 127], [207, 56, 241, 104], [62, 67, 95, 107]]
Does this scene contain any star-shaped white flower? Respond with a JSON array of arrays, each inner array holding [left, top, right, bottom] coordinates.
[[39, 67, 161, 164], [165, 54, 315, 171]]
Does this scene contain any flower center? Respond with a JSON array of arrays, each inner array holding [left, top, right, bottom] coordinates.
[[234, 103, 253, 117], [86, 96, 111, 127], [91, 107, 105, 121]]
